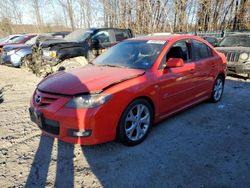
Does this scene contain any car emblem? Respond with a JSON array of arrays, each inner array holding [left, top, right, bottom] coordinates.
[[35, 94, 41, 105]]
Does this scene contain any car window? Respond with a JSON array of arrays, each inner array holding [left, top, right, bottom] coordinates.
[[158, 40, 191, 69], [92, 31, 111, 44], [115, 29, 129, 41], [192, 40, 212, 60], [167, 41, 190, 62], [64, 29, 92, 42], [10, 35, 27, 43], [218, 35, 250, 47]]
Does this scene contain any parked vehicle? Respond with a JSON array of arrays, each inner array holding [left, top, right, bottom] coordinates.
[[1, 32, 70, 68], [1, 35, 38, 67], [216, 33, 250, 79], [202, 36, 219, 47], [30, 28, 133, 76], [29, 35, 227, 146], [0, 34, 21, 43], [0, 34, 36, 52]]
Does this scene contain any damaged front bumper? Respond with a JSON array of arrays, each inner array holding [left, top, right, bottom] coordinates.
[[227, 61, 250, 75]]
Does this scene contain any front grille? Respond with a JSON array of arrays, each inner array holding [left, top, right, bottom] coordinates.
[[227, 66, 236, 73], [225, 52, 239, 62], [35, 90, 59, 107]]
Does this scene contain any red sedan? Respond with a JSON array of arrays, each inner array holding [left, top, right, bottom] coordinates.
[[29, 35, 227, 146]]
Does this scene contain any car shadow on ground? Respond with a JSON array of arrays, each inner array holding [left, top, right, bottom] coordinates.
[[25, 78, 250, 187]]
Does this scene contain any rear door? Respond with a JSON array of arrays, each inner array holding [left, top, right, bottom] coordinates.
[[191, 39, 216, 94]]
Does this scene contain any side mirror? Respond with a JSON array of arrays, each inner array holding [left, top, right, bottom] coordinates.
[[166, 58, 184, 68]]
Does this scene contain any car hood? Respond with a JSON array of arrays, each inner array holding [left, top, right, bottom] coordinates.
[[41, 38, 82, 48], [216, 47, 250, 53], [3, 44, 31, 51], [38, 65, 145, 95]]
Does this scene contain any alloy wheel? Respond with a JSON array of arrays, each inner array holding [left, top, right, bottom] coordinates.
[[213, 78, 223, 101], [125, 104, 150, 141]]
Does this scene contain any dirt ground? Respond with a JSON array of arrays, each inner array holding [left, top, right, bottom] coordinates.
[[0, 64, 250, 188]]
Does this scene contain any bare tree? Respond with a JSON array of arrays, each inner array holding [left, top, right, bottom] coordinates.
[[58, 0, 75, 30], [32, 0, 44, 27]]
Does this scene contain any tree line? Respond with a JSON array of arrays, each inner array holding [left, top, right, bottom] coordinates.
[[0, 0, 249, 35]]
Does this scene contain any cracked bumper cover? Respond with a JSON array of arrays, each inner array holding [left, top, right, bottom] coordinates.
[[227, 61, 250, 75]]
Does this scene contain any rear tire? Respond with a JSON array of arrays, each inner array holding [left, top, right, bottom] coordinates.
[[210, 75, 224, 103], [117, 99, 153, 146]]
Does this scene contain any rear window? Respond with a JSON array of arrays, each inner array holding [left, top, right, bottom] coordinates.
[[192, 40, 212, 60]]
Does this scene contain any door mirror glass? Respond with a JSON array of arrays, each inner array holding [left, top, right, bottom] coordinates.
[[166, 58, 184, 68]]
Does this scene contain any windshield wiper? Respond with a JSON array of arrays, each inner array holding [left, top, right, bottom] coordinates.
[[101, 64, 126, 68]]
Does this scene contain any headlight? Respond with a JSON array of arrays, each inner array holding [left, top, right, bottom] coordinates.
[[239, 53, 249, 60], [65, 94, 112, 108], [43, 50, 57, 58]]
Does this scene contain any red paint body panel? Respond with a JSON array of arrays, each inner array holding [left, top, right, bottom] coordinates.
[[30, 35, 227, 145], [38, 65, 145, 95]]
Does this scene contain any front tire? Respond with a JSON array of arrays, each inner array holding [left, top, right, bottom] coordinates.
[[117, 99, 153, 146], [210, 75, 224, 103]]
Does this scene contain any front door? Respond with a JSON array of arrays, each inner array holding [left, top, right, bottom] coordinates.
[[157, 40, 198, 117]]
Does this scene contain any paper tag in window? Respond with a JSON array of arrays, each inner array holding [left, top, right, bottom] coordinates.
[[147, 40, 166, 44]]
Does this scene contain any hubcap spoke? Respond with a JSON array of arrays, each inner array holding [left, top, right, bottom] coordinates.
[[126, 122, 137, 137], [140, 113, 149, 124]]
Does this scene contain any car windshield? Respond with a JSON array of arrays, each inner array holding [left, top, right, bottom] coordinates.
[[219, 35, 250, 47], [9, 35, 27, 43], [0, 36, 19, 43], [64, 29, 92, 42], [94, 40, 166, 69], [24, 36, 37, 45]]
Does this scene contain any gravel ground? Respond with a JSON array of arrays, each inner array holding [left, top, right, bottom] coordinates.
[[0, 65, 250, 188]]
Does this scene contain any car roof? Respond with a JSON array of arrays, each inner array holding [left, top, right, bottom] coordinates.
[[129, 34, 201, 42], [227, 33, 250, 36]]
